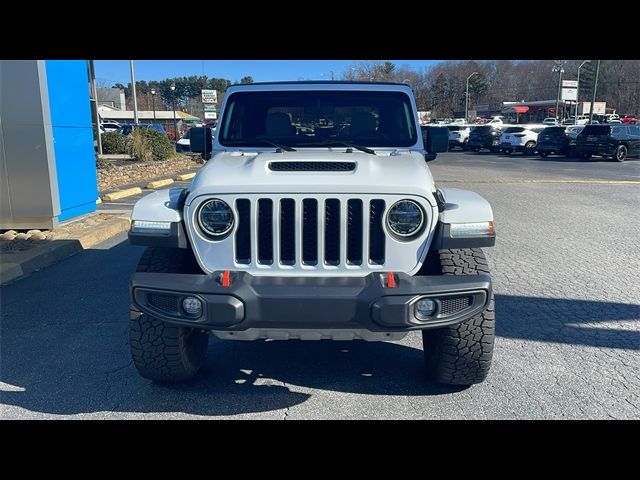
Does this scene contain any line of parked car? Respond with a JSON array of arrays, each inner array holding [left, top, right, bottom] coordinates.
[[99, 121, 168, 137], [444, 122, 640, 162]]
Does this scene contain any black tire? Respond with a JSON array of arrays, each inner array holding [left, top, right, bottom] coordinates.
[[422, 248, 495, 385], [615, 145, 627, 162], [582, 153, 591, 160], [524, 141, 535, 155], [539, 151, 549, 157], [471, 147, 480, 152], [130, 247, 209, 382], [503, 149, 511, 155]]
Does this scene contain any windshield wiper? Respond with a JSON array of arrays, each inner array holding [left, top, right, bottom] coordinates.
[[305, 140, 376, 155], [229, 139, 296, 152]]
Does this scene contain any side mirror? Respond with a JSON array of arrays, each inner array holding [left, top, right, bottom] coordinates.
[[422, 126, 449, 161], [189, 126, 213, 155]]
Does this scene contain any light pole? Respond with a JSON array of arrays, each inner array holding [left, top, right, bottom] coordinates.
[[170, 83, 177, 140], [588, 60, 601, 124], [129, 60, 139, 125], [151, 88, 157, 122], [552, 61, 566, 122], [465, 72, 479, 123], [575, 60, 590, 124]]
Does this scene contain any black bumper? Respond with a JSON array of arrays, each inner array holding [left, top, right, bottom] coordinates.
[[130, 272, 492, 332]]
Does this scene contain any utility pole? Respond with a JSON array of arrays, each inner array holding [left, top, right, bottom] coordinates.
[[88, 60, 102, 155], [151, 88, 157, 121], [129, 60, 139, 124], [465, 72, 479, 123], [588, 60, 601, 124], [575, 60, 591, 124], [553, 61, 565, 121], [170, 83, 177, 140]]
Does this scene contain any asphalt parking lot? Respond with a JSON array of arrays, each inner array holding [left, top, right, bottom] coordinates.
[[1, 151, 639, 419]]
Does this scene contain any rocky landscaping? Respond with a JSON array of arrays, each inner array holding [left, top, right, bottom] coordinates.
[[97, 155, 203, 191]]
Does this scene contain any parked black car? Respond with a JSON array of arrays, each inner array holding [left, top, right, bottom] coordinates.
[[537, 125, 584, 157], [576, 124, 640, 162], [117, 123, 168, 137], [467, 125, 503, 152]]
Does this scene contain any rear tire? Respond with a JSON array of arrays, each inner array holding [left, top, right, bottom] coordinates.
[[615, 145, 627, 162], [539, 151, 549, 157], [422, 248, 495, 385], [129, 247, 208, 382], [524, 141, 536, 155]]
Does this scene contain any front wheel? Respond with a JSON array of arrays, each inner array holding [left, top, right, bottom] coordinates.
[[129, 247, 209, 382], [422, 248, 495, 385], [615, 145, 627, 162], [539, 151, 549, 157]]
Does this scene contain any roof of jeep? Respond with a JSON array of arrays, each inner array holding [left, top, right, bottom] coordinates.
[[234, 81, 409, 87]]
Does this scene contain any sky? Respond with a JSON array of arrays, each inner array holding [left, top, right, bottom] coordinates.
[[94, 60, 441, 86]]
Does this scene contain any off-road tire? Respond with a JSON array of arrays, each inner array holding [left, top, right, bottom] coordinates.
[[422, 248, 495, 385], [130, 247, 209, 382]]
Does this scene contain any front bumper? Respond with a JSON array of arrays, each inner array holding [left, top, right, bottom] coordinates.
[[130, 271, 492, 332]]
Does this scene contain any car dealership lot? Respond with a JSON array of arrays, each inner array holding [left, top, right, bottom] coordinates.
[[1, 151, 639, 419]]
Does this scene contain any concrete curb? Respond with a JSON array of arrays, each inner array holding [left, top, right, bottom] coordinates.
[[102, 187, 142, 202], [0, 216, 131, 286], [146, 178, 174, 189], [175, 172, 196, 181]]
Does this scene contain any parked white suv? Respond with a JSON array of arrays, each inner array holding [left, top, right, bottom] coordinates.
[[499, 125, 546, 154], [127, 82, 496, 386], [447, 125, 471, 149]]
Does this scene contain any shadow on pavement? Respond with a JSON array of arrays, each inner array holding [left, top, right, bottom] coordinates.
[[1, 238, 638, 416]]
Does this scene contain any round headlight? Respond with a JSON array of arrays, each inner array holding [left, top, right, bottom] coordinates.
[[387, 200, 424, 237], [198, 199, 234, 237]]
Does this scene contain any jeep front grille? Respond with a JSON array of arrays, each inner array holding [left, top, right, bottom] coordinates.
[[234, 197, 386, 267]]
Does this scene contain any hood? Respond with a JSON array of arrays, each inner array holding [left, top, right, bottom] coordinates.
[[186, 150, 435, 203]]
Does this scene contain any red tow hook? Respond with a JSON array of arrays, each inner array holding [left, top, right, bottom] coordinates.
[[220, 270, 231, 287], [386, 272, 397, 288]]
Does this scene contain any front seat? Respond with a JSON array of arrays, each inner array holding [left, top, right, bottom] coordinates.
[[265, 112, 293, 137], [350, 111, 377, 136]]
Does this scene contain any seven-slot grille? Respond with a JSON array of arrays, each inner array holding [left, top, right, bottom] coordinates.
[[234, 198, 387, 267]]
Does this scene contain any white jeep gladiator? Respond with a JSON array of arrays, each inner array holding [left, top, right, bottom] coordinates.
[[128, 82, 496, 385]]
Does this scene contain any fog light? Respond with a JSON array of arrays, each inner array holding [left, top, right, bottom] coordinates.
[[415, 298, 436, 321], [182, 297, 202, 316]]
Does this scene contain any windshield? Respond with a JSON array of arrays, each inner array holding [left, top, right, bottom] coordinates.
[[218, 90, 418, 148]]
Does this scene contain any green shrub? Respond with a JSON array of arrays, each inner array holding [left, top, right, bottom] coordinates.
[[101, 132, 126, 154], [126, 128, 173, 161]]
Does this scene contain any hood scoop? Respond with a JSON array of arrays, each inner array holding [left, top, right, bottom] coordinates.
[[268, 161, 356, 172]]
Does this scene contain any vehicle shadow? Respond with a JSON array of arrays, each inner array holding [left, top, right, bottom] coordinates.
[[1, 239, 638, 417]]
